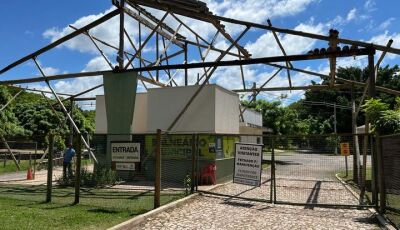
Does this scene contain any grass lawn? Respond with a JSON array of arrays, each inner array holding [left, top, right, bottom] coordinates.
[[0, 160, 31, 174], [0, 183, 184, 230]]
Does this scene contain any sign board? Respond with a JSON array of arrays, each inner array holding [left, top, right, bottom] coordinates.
[[111, 142, 140, 162], [340, 142, 350, 156], [115, 163, 135, 171], [233, 143, 263, 186]]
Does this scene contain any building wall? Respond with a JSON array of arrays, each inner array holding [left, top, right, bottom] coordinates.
[[215, 86, 240, 134], [243, 109, 262, 127], [95, 93, 148, 134], [147, 85, 216, 133]]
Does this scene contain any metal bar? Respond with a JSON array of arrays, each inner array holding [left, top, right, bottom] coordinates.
[[85, 31, 114, 69], [197, 27, 249, 84], [211, 15, 400, 55], [233, 84, 351, 92], [123, 28, 156, 81], [41, 92, 65, 125], [0, 90, 23, 112], [239, 50, 246, 90], [239, 68, 282, 117], [33, 58, 98, 163], [167, 27, 250, 131], [10, 85, 72, 96], [1, 70, 166, 87], [0, 136, 21, 170], [118, 0, 125, 68], [0, 9, 120, 74], [123, 6, 183, 47], [184, 41, 188, 86], [267, 19, 292, 88], [155, 24, 183, 67], [170, 12, 210, 46], [124, 12, 169, 69], [46, 133, 54, 203], [154, 129, 161, 208], [74, 136, 82, 204]]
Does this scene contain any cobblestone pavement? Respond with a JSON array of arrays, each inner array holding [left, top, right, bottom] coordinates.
[[136, 152, 380, 229], [138, 188, 379, 230]]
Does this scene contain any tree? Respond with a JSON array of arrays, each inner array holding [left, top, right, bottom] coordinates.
[[0, 86, 26, 137]]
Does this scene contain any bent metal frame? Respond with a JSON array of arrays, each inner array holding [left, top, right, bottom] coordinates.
[[1, 0, 400, 163]]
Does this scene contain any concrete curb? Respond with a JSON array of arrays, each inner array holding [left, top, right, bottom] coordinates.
[[108, 193, 199, 230], [108, 182, 230, 230], [335, 174, 395, 230]]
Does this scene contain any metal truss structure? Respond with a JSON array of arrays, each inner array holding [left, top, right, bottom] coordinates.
[[1, 0, 400, 148]]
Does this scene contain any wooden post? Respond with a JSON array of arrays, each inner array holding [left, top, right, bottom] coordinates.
[[33, 142, 37, 179], [270, 137, 276, 203], [1, 136, 20, 170], [184, 41, 188, 86], [46, 134, 54, 203], [154, 129, 161, 208], [74, 136, 82, 204], [195, 134, 199, 192], [191, 134, 196, 194], [370, 135, 378, 208], [376, 135, 386, 213]]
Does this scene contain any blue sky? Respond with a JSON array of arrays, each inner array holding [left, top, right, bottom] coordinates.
[[1, 0, 399, 109]]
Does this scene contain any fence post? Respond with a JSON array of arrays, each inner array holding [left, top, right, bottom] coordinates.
[[270, 137, 276, 203], [196, 134, 199, 192], [370, 135, 377, 208], [154, 129, 161, 209], [376, 135, 386, 214], [33, 142, 37, 179], [74, 136, 82, 204], [191, 134, 196, 194], [46, 133, 54, 203]]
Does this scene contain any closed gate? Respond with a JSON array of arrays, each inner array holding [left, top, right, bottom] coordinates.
[[269, 134, 375, 208]]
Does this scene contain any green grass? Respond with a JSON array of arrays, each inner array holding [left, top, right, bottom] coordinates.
[[0, 183, 184, 230], [338, 168, 372, 181], [0, 160, 31, 174]]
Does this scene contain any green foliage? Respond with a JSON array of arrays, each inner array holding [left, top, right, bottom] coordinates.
[[374, 110, 400, 135], [0, 86, 26, 136], [363, 98, 389, 121]]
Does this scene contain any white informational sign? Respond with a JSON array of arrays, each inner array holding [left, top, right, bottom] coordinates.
[[233, 143, 263, 186], [115, 163, 135, 171], [111, 142, 141, 162]]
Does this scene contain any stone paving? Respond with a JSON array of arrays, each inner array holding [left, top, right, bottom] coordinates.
[[136, 152, 380, 229], [137, 182, 380, 230]]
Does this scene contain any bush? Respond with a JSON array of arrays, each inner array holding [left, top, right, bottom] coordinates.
[[56, 166, 119, 187]]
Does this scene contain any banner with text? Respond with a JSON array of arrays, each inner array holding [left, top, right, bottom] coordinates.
[[233, 143, 263, 186]]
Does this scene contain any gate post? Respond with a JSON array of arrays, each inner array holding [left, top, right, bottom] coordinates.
[[74, 136, 82, 204], [46, 133, 54, 203], [270, 137, 276, 203], [376, 135, 386, 214], [191, 134, 196, 194], [154, 129, 161, 209]]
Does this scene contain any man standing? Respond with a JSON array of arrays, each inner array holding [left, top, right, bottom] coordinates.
[[63, 144, 76, 179]]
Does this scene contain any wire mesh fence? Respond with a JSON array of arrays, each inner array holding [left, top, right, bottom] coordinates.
[[267, 134, 374, 207], [380, 133, 400, 228]]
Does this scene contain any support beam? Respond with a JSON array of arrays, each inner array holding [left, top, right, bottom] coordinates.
[[118, 0, 125, 68], [267, 19, 292, 88], [124, 12, 169, 69], [33, 58, 98, 163], [0, 9, 120, 74], [233, 84, 351, 93], [0, 90, 23, 112], [167, 26, 250, 131]]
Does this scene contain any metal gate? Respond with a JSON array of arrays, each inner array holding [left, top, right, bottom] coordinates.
[[268, 134, 375, 208]]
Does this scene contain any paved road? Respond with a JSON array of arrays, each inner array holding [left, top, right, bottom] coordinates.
[[136, 152, 380, 229]]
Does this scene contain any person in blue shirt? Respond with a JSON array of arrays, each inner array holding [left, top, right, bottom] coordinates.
[[63, 144, 76, 179]]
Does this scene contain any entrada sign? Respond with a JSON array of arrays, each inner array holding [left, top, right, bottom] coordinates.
[[111, 142, 141, 162], [233, 143, 263, 186]]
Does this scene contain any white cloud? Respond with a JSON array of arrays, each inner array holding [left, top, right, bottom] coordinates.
[[378, 18, 395, 31], [245, 20, 325, 58], [369, 31, 400, 60], [364, 0, 376, 12], [346, 8, 357, 22]]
